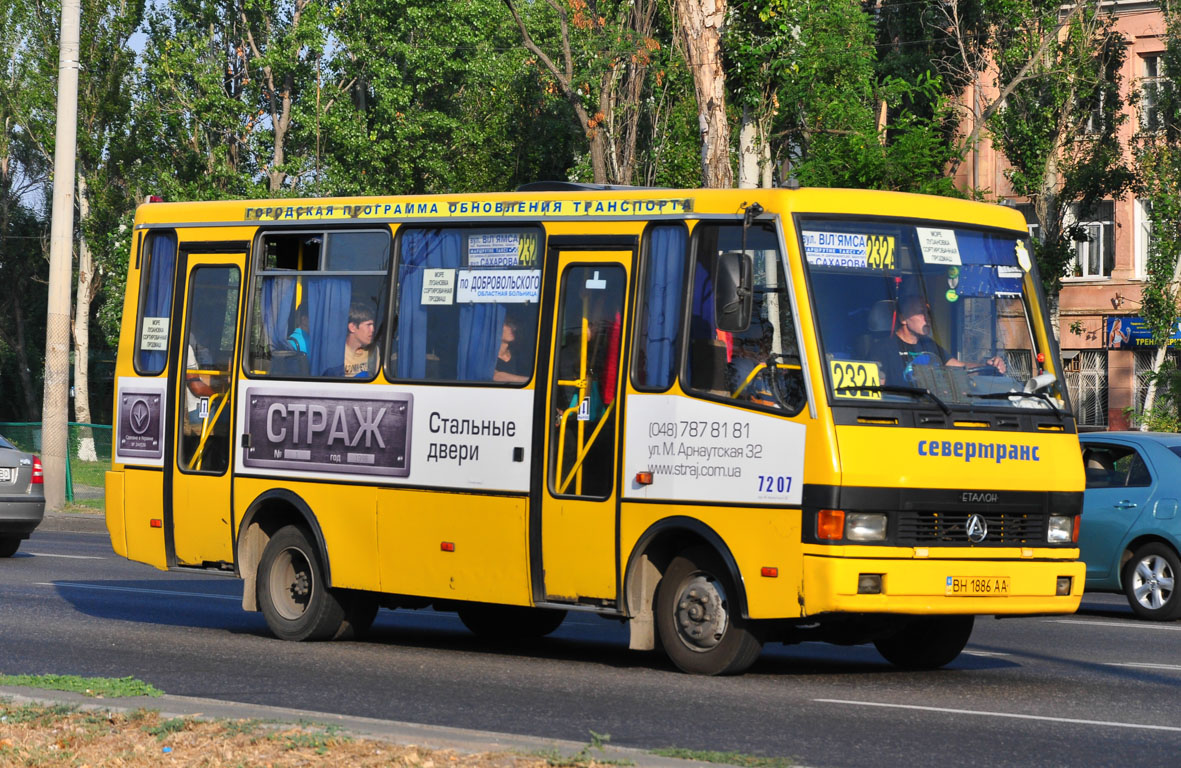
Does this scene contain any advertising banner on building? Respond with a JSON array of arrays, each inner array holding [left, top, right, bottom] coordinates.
[[1106, 316, 1181, 349]]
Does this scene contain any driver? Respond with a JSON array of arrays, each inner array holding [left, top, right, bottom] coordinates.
[[892, 295, 1006, 377]]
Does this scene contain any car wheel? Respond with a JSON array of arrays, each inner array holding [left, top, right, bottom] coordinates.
[[873, 615, 975, 670], [655, 546, 762, 675], [0, 536, 21, 558], [1121, 543, 1181, 621], [256, 525, 346, 641], [457, 604, 567, 640]]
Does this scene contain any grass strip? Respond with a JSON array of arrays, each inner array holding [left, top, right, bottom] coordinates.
[[0, 674, 163, 698]]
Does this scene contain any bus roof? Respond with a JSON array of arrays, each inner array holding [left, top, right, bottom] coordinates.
[[132, 186, 1029, 234]]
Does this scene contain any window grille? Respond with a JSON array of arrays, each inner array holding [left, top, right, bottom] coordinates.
[[1064, 351, 1107, 426]]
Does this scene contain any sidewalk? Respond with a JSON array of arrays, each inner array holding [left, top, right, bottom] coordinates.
[[39, 508, 107, 534], [0, 686, 717, 768]]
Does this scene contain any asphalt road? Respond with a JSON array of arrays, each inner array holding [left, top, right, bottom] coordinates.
[[3, 525, 1181, 768]]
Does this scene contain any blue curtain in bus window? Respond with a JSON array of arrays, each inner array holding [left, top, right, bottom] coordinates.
[[261, 276, 296, 351], [138, 231, 178, 373], [456, 302, 506, 380], [306, 277, 351, 376], [397, 229, 462, 378], [643, 226, 687, 388]]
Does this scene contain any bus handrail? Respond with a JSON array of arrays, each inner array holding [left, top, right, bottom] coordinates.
[[557, 400, 616, 495], [188, 392, 230, 471]]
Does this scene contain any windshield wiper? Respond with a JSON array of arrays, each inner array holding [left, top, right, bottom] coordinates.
[[975, 390, 1063, 421], [836, 384, 951, 415]]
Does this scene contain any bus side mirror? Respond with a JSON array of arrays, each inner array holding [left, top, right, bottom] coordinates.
[[715, 251, 753, 333]]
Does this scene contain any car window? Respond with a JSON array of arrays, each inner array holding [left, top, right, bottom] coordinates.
[[0, 434, 13, 450], [1082, 443, 1151, 488]]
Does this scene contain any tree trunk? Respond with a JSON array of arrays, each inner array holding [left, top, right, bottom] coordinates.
[[673, 0, 732, 188], [738, 105, 758, 189], [72, 172, 98, 461]]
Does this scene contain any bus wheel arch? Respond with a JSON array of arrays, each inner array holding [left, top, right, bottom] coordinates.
[[237, 490, 330, 613], [623, 519, 751, 657]]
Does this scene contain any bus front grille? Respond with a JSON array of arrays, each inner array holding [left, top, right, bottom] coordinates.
[[896, 511, 1046, 545]]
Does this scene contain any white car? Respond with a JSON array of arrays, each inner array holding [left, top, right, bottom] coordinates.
[[0, 433, 45, 557]]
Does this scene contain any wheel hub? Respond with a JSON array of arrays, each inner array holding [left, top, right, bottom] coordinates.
[[1132, 555, 1175, 610], [674, 574, 728, 651], [270, 547, 314, 621]]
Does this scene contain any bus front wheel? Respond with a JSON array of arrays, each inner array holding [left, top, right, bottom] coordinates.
[[655, 547, 762, 675], [257, 525, 346, 641], [873, 615, 974, 670]]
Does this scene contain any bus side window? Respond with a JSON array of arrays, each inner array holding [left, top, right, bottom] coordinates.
[[247, 230, 388, 380], [633, 225, 688, 391], [393, 227, 541, 385], [134, 230, 178, 375], [686, 223, 805, 414]]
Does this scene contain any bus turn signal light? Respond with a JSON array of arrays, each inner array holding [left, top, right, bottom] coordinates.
[[635, 471, 653, 486], [817, 509, 845, 540], [149, 519, 162, 528], [441, 542, 455, 552], [761, 567, 778, 578]]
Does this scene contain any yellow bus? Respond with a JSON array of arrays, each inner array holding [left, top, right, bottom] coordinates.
[[106, 184, 1084, 675]]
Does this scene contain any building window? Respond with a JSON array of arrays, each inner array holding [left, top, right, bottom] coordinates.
[[1067, 201, 1114, 279], [1064, 350, 1107, 427], [1136, 198, 1154, 279], [1141, 54, 1165, 134]]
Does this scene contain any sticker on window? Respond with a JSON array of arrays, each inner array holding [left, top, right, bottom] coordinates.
[[803, 231, 868, 268], [829, 359, 882, 400], [140, 317, 169, 351], [469, 233, 523, 267], [456, 269, 541, 303], [916, 227, 962, 265], [421, 269, 455, 305]]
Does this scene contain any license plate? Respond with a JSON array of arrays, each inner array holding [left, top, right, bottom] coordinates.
[[946, 576, 1010, 596], [0, 468, 11, 482]]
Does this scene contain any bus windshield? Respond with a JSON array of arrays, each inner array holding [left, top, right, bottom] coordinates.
[[800, 217, 1064, 411]]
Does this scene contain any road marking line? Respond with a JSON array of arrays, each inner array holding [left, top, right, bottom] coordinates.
[[24, 552, 104, 560], [36, 582, 240, 602], [1103, 662, 1181, 671], [1047, 619, 1181, 632], [963, 650, 1011, 657], [814, 699, 1181, 732]]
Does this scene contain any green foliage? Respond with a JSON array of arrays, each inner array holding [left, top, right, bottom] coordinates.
[[0, 673, 163, 698], [1128, 360, 1181, 432], [146, 716, 190, 739], [650, 748, 795, 768], [986, 0, 1135, 294]]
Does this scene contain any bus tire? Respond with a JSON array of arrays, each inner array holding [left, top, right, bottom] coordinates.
[[1121, 543, 1181, 621], [873, 615, 974, 670], [257, 525, 346, 641], [0, 536, 21, 558], [655, 546, 762, 675], [457, 604, 567, 640]]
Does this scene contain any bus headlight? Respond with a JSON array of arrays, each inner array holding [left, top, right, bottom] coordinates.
[[1047, 515, 1073, 543], [846, 512, 887, 542]]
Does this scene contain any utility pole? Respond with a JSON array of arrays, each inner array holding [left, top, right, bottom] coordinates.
[[42, 0, 82, 512]]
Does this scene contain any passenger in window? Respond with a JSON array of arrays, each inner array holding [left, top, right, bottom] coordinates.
[[341, 302, 378, 377], [287, 308, 309, 354], [493, 315, 530, 383]]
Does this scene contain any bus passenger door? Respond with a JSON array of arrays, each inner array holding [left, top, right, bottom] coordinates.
[[169, 253, 245, 567], [540, 252, 631, 603]]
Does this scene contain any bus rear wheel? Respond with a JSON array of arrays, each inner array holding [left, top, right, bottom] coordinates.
[[257, 525, 346, 641], [655, 547, 762, 675], [457, 604, 567, 640], [873, 615, 974, 670]]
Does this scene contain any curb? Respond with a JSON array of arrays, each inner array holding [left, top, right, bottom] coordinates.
[[0, 687, 719, 768], [36, 511, 107, 535]]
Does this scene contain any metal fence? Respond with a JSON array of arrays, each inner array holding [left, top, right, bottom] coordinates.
[[1064, 351, 1108, 427], [0, 422, 111, 504]]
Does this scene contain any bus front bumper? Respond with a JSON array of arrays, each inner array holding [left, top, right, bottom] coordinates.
[[802, 554, 1085, 616]]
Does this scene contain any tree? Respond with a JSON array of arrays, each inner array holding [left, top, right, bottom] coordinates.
[[941, 1, 1136, 295], [671, 0, 731, 187], [1131, 0, 1181, 425], [505, 0, 668, 186]]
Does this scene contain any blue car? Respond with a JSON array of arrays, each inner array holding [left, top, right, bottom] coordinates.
[[1079, 432, 1181, 620]]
